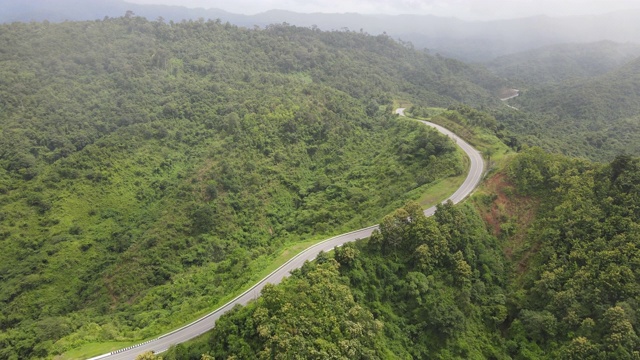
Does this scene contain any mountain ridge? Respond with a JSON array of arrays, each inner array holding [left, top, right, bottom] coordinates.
[[3, 1, 640, 61]]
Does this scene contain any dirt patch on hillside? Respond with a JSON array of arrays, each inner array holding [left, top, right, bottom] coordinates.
[[476, 171, 539, 274]]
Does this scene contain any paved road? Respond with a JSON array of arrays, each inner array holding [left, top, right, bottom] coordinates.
[[90, 108, 484, 360]]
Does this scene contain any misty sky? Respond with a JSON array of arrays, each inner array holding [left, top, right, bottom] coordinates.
[[126, 0, 640, 19]]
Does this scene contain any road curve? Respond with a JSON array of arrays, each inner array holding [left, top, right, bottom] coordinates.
[[90, 108, 484, 360]]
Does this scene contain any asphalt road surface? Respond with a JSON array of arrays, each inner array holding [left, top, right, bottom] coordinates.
[[89, 108, 484, 360]]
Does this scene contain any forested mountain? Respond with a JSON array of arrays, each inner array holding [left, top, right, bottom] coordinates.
[[165, 149, 640, 359], [3, 8, 640, 360], [5, 1, 640, 63], [495, 56, 640, 161], [514, 56, 640, 120], [203, 10, 640, 63], [0, 16, 507, 359], [487, 41, 640, 87], [500, 150, 640, 359], [169, 200, 509, 359]]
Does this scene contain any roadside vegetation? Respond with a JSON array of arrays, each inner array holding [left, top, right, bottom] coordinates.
[[0, 15, 506, 359], [163, 116, 640, 359]]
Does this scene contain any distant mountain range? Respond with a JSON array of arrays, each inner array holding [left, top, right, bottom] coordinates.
[[3, 0, 640, 61], [0, 0, 238, 24], [487, 41, 640, 86]]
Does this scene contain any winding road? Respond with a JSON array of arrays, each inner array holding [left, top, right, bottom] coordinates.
[[90, 108, 484, 360]]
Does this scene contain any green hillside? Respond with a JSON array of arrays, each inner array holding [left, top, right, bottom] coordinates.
[[487, 41, 640, 87], [0, 16, 507, 359], [493, 56, 640, 161], [512, 56, 640, 120], [4, 12, 640, 360], [168, 149, 640, 359]]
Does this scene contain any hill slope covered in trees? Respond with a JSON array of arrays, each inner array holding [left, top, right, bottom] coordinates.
[[165, 149, 640, 359], [6, 1, 640, 63], [487, 41, 640, 87], [0, 16, 508, 359], [492, 55, 640, 161], [513, 56, 640, 122]]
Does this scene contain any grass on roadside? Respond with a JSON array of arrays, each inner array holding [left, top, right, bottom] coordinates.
[[56, 341, 138, 360], [416, 172, 467, 207], [60, 236, 324, 360]]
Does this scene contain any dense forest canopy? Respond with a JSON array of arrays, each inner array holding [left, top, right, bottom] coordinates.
[[167, 150, 640, 359], [494, 55, 640, 161], [486, 41, 640, 87], [0, 15, 508, 359]]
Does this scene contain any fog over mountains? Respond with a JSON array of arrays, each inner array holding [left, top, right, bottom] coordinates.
[[3, 0, 640, 61]]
